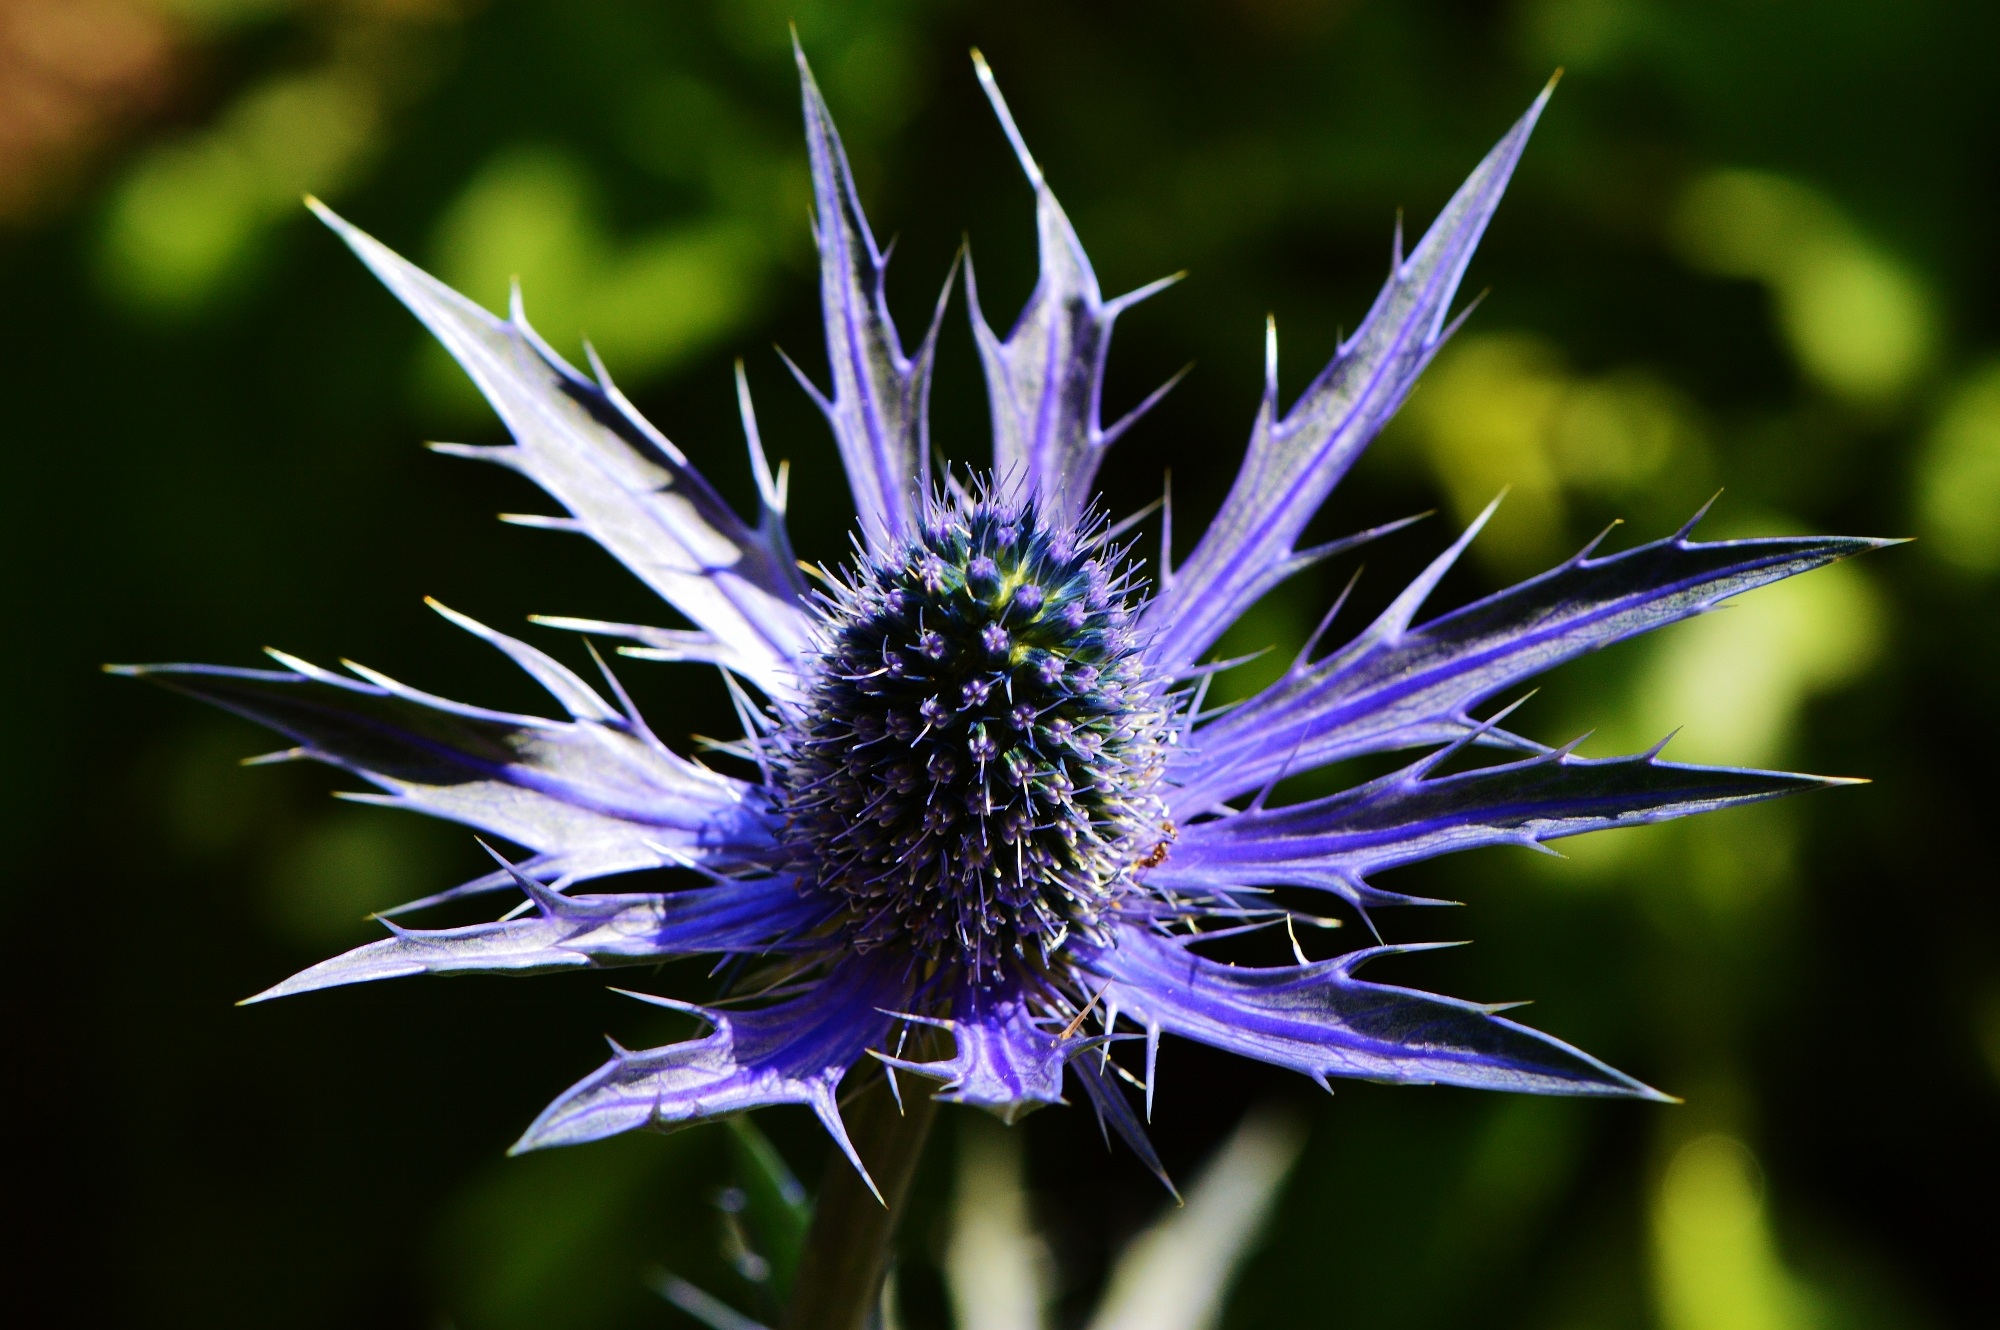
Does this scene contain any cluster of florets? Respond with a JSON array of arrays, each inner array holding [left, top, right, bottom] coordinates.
[[777, 493, 1170, 980]]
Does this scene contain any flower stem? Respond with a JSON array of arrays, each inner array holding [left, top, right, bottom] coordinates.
[[783, 1070, 938, 1330]]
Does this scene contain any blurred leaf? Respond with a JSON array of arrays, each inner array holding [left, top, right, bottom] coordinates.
[[725, 1115, 810, 1305], [1085, 1110, 1305, 1330], [946, 1116, 1048, 1330]]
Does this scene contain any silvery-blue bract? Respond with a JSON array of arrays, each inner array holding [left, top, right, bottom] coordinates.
[[124, 47, 1884, 1192]]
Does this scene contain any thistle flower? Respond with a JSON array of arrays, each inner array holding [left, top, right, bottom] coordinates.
[[121, 48, 1885, 1194]]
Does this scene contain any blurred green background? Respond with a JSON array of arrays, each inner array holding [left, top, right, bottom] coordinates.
[[6, 1, 1997, 1326]]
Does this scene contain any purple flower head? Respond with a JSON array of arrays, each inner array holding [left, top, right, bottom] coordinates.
[[118, 44, 1890, 1194]]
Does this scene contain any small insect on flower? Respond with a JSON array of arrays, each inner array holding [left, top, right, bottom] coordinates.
[[1135, 823, 1177, 872], [117, 42, 1891, 1191]]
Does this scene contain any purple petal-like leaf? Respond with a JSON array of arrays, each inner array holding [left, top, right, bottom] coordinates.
[[968, 52, 1182, 529], [523, 615, 756, 673], [116, 609, 778, 907], [1170, 511, 1895, 814], [877, 980, 1102, 1123], [246, 873, 832, 1002], [1071, 1042, 1177, 1196], [790, 43, 954, 555], [309, 201, 811, 702], [513, 956, 913, 1198], [1154, 740, 1847, 912], [1142, 82, 1553, 673], [1087, 924, 1666, 1098]]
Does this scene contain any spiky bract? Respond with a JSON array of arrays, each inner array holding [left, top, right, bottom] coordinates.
[[117, 43, 1889, 1188]]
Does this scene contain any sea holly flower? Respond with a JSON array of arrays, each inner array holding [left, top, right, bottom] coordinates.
[[121, 47, 1886, 1198]]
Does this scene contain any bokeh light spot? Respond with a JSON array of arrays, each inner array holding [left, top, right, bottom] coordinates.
[[1653, 1134, 1819, 1330], [1915, 360, 2000, 572], [1674, 169, 1937, 405]]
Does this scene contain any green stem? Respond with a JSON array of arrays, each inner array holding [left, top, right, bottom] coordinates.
[[782, 1071, 938, 1330]]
